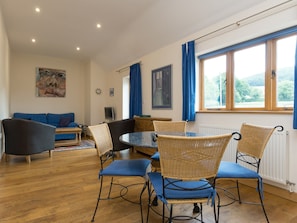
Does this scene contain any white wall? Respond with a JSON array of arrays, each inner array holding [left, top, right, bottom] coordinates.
[[0, 7, 10, 156], [103, 1, 297, 191], [0, 8, 10, 119], [10, 52, 87, 124], [88, 61, 108, 125], [88, 61, 129, 124]]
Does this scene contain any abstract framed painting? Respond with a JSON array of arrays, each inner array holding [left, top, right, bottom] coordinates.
[[152, 64, 172, 109], [36, 67, 66, 97]]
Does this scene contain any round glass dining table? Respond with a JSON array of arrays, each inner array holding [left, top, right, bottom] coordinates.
[[119, 131, 204, 148]]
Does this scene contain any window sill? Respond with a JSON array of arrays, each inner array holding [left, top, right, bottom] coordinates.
[[197, 110, 292, 114]]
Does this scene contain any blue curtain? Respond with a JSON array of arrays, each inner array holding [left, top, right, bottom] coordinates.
[[182, 40, 196, 121], [129, 63, 142, 118], [293, 38, 297, 129]]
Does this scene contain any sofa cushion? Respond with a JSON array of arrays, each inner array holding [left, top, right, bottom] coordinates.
[[13, 113, 47, 124], [47, 113, 74, 127]]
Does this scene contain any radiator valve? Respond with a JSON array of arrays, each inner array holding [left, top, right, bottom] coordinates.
[[286, 180, 296, 193]]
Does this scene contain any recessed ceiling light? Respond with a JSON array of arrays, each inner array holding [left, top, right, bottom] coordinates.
[[31, 38, 36, 43], [35, 7, 41, 13], [76, 47, 80, 51], [96, 23, 101, 28]]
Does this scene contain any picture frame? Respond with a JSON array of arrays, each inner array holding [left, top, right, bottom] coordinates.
[[36, 67, 66, 97], [109, 88, 114, 97], [152, 64, 172, 109]]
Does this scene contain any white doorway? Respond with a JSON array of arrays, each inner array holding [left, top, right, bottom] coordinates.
[[122, 76, 130, 119]]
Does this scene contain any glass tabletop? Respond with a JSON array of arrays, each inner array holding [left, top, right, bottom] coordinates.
[[119, 131, 204, 148]]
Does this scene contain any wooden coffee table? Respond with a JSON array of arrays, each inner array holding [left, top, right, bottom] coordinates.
[[55, 127, 82, 147]]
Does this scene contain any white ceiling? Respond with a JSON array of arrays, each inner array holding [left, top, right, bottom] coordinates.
[[0, 0, 266, 70]]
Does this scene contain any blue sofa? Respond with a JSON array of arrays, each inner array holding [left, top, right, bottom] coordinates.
[[13, 112, 79, 141]]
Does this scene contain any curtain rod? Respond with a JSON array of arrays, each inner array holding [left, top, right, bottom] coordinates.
[[116, 61, 142, 73], [194, 0, 294, 42]]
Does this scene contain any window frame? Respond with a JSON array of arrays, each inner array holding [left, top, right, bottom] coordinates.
[[198, 26, 297, 113]]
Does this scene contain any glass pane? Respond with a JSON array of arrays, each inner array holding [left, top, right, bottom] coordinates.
[[276, 35, 296, 108], [234, 44, 266, 108], [203, 55, 226, 109]]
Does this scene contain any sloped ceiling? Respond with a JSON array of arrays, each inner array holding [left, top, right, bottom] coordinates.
[[0, 0, 266, 70]]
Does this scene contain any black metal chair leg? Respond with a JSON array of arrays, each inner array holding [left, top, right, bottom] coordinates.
[[146, 183, 151, 223], [107, 177, 114, 199], [162, 203, 165, 223], [139, 182, 147, 223], [152, 195, 158, 206], [200, 203, 203, 222], [193, 203, 200, 213], [215, 193, 220, 223], [236, 180, 242, 204], [91, 177, 104, 222], [169, 204, 173, 223], [258, 180, 269, 223]]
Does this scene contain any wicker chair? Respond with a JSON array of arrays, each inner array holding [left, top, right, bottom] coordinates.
[[153, 121, 187, 132], [151, 120, 187, 171], [88, 123, 151, 223], [146, 133, 233, 223], [216, 123, 284, 223]]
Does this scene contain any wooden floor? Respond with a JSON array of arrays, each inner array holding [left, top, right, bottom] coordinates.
[[0, 148, 297, 223]]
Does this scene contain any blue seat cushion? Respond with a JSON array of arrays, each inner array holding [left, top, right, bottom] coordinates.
[[217, 161, 260, 179], [99, 159, 151, 177], [151, 152, 160, 161], [217, 161, 264, 198], [148, 172, 215, 204]]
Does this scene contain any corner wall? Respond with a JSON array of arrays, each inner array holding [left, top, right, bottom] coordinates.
[[0, 7, 10, 156], [10, 51, 87, 124]]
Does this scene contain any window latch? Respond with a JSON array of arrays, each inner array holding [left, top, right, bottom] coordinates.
[[272, 70, 276, 79]]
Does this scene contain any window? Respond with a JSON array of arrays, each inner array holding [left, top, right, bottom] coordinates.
[[233, 44, 266, 108], [202, 55, 226, 109], [199, 27, 297, 112], [275, 35, 296, 108]]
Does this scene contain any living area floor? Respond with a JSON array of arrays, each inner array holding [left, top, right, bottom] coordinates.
[[0, 148, 297, 223]]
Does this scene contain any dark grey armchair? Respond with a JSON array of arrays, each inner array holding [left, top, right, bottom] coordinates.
[[2, 118, 56, 163]]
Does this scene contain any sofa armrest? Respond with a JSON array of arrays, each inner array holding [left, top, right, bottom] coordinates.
[[67, 122, 78, 127]]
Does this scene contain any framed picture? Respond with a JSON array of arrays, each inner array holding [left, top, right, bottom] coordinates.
[[109, 88, 114, 96], [152, 65, 172, 109], [36, 67, 66, 97]]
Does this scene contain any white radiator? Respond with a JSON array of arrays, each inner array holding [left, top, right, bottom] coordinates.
[[198, 125, 288, 186]]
